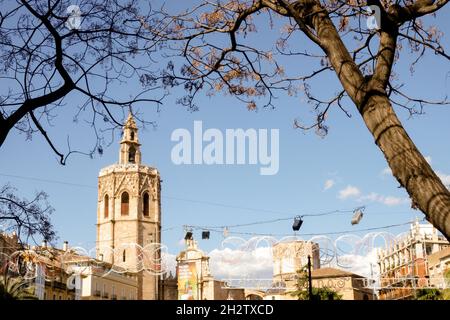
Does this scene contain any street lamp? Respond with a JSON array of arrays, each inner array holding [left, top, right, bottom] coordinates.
[[292, 216, 303, 231]]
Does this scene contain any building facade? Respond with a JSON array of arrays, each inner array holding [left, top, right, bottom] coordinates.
[[96, 113, 162, 300], [272, 240, 320, 291], [427, 247, 450, 289], [65, 257, 138, 300], [176, 239, 246, 300], [377, 220, 450, 300], [0, 231, 20, 269], [310, 268, 374, 300]]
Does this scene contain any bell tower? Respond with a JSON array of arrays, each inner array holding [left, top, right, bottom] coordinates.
[[119, 114, 142, 165], [96, 113, 161, 300]]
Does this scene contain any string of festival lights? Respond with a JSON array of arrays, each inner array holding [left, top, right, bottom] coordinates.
[[185, 219, 420, 238], [0, 172, 422, 243]]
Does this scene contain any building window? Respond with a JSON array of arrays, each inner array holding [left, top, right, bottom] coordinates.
[[53, 294, 56, 300], [121, 192, 129, 215], [129, 146, 136, 163], [104, 194, 109, 218], [123, 250, 126, 262], [143, 192, 150, 217], [130, 131, 135, 141]]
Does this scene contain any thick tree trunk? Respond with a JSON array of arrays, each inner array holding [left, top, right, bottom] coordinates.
[[289, 0, 450, 240], [360, 92, 450, 240]]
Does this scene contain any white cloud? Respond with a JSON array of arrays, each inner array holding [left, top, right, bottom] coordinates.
[[358, 192, 380, 202], [209, 247, 273, 280], [437, 171, 450, 186], [338, 185, 361, 199], [358, 192, 408, 206], [161, 252, 177, 276], [331, 249, 378, 279], [323, 179, 335, 191], [380, 167, 392, 176], [382, 196, 408, 206]]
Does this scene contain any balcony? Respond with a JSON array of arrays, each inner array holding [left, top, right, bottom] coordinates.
[[47, 280, 67, 290]]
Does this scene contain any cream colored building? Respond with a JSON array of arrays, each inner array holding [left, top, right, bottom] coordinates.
[[96, 113, 162, 300], [377, 220, 449, 300], [22, 241, 137, 300], [427, 247, 450, 289], [65, 258, 138, 300], [264, 267, 374, 300], [0, 231, 20, 267], [267, 240, 373, 300], [272, 240, 320, 291], [176, 239, 245, 300], [311, 268, 374, 300]]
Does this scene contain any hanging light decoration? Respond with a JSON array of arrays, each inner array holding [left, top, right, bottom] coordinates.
[[184, 226, 194, 240], [292, 216, 303, 231], [202, 230, 210, 240], [351, 207, 365, 225]]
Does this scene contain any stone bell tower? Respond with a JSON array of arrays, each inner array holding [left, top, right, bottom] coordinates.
[[96, 113, 161, 300]]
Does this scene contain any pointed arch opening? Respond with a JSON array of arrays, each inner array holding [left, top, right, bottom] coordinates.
[[143, 192, 150, 217], [104, 194, 109, 218], [128, 146, 136, 163], [121, 192, 129, 216], [122, 250, 126, 263], [130, 131, 135, 141]]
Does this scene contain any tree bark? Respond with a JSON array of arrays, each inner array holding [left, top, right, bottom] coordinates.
[[288, 0, 450, 240], [360, 92, 450, 240]]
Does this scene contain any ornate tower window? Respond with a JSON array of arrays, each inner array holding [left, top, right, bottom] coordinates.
[[122, 250, 126, 262], [143, 192, 150, 217], [129, 146, 136, 163], [121, 192, 129, 215], [104, 194, 109, 218], [119, 113, 141, 165]]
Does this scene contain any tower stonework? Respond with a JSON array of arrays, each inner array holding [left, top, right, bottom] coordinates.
[[96, 113, 161, 300]]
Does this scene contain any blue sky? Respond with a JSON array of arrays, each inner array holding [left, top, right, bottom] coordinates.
[[0, 1, 449, 262]]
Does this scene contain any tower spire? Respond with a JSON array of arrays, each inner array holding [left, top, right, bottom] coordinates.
[[119, 112, 141, 164]]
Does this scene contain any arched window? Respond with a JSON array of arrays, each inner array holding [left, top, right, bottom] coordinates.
[[130, 131, 135, 141], [121, 192, 129, 215], [128, 146, 136, 163], [104, 194, 109, 218], [122, 250, 126, 262], [143, 192, 150, 217]]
